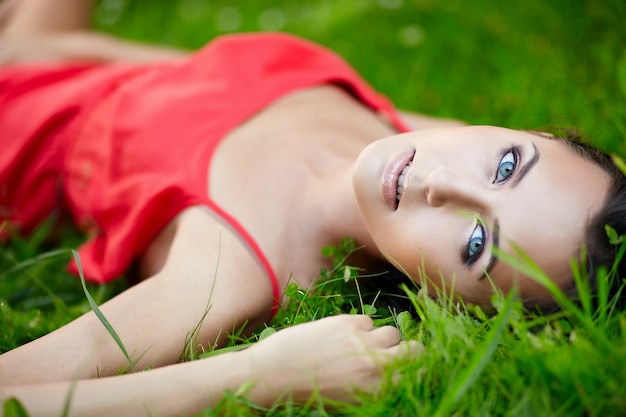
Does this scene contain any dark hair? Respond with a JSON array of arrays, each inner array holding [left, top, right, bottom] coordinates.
[[369, 131, 626, 315], [361, 267, 418, 315], [559, 134, 626, 311]]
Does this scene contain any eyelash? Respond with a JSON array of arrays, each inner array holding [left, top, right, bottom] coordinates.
[[465, 147, 520, 265], [493, 147, 519, 184], [465, 221, 485, 266]]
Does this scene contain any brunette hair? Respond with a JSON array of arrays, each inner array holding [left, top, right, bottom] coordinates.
[[559, 133, 626, 311]]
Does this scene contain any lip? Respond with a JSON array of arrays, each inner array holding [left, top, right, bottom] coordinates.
[[382, 149, 415, 210]]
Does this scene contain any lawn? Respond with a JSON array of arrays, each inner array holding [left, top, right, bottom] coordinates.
[[2, 0, 626, 416]]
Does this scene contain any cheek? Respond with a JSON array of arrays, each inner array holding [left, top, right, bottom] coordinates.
[[416, 260, 496, 305], [374, 214, 455, 279]]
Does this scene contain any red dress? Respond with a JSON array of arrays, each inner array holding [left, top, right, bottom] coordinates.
[[0, 33, 409, 314]]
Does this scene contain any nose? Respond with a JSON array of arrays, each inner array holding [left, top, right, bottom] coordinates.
[[425, 166, 491, 211]]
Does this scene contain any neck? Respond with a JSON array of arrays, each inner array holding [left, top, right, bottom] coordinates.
[[299, 162, 384, 266], [246, 84, 399, 286]]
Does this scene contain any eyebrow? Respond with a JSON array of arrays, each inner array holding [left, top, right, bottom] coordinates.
[[479, 219, 500, 280], [511, 143, 540, 187]]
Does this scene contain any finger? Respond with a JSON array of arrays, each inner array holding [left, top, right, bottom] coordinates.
[[372, 340, 424, 365], [349, 314, 375, 331], [368, 325, 401, 348], [365, 340, 423, 373], [383, 340, 424, 361]]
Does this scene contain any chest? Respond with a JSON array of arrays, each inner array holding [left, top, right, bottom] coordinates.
[[207, 85, 397, 281], [209, 85, 396, 207]]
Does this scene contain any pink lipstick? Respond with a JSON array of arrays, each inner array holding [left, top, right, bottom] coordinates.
[[382, 149, 415, 210]]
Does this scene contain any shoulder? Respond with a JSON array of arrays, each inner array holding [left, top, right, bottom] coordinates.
[[140, 206, 275, 318]]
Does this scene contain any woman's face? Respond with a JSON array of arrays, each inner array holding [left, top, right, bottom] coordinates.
[[353, 126, 610, 306]]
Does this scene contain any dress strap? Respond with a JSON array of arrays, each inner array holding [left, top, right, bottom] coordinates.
[[203, 200, 282, 319]]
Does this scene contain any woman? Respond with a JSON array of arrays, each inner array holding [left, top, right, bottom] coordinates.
[[0, 0, 624, 416]]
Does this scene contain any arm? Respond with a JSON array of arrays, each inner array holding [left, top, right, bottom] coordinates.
[[0, 32, 190, 64], [2, 315, 420, 417], [0, 0, 94, 34], [0, 0, 189, 63], [0, 207, 275, 383], [0, 207, 420, 413]]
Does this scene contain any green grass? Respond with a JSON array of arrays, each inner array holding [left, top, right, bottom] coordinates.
[[2, 0, 626, 416]]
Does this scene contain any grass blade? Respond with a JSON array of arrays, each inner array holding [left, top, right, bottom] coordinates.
[[3, 398, 30, 417], [71, 250, 135, 370], [432, 291, 513, 417]]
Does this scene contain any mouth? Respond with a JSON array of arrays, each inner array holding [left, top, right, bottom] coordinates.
[[382, 150, 415, 210], [396, 160, 413, 207]]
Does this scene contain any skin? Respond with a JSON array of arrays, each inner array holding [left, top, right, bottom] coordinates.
[[0, 1, 424, 415], [0, 1, 610, 415], [2, 315, 413, 417], [353, 126, 611, 306]]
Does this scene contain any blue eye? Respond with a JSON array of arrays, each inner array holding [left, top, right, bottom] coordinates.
[[467, 222, 485, 264], [494, 150, 517, 183]]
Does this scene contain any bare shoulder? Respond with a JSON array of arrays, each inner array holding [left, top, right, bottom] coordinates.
[[142, 205, 276, 323], [113, 205, 277, 370], [139, 206, 234, 278]]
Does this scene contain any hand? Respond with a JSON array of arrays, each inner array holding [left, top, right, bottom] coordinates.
[[243, 314, 422, 404]]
